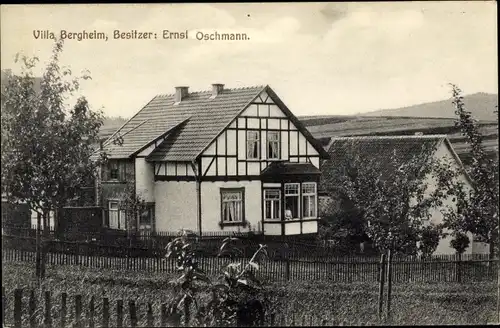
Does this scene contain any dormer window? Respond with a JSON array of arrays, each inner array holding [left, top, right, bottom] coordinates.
[[247, 131, 260, 159], [267, 131, 280, 159]]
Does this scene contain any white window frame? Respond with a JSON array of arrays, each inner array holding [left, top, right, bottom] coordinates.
[[221, 189, 245, 224], [284, 183, 300, 220], [267, 131, 280, 160], [108, 200, 127, 230], [302, 182, 317, 218], [246, 131, 260, 159], [264, 189, 281, 221]]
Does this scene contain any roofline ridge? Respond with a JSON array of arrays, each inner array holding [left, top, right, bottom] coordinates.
[[330, 134, 448, 140]]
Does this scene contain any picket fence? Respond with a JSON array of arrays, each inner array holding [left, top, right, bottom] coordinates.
[[2, 247, 498, 283], [2, 287, 333, 328]]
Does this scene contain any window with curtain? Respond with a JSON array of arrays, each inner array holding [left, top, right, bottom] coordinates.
[[221, 189, 244, 223], [267, 131, 280, 159], [302, 182, 317, 218], [246, 131, 260, 159], [108, 201, 126, 230], [108, 161, 120, 180], [284, 183, 300, 220], [264, 189, 281, 220]]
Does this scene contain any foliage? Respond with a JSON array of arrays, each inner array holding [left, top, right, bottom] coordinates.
[[322, 142, 456, 255], [450, 232, 470, 255], [418, 225, 442, 258], [164, 230, 268, 326], [1, 39, 105, 223], [440, 84, 499, 258]]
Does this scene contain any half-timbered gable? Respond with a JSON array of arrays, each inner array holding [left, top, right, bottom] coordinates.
[[97, 84, 328, 236]]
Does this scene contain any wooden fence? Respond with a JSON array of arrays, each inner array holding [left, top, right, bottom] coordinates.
[[1, 287, 333, 327], [2, 246, 498, 283]]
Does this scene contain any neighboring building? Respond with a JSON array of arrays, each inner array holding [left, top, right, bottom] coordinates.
[[97, 84, 329, 236], [319, 135, 490, 255]]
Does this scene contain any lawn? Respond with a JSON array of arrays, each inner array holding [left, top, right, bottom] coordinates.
[[2, 260, 498, 326]]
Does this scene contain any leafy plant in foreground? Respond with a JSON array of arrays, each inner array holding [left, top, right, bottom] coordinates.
[[164, 230, 269, 326]]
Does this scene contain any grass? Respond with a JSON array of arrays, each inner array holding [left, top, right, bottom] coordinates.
[[2, 260, 498, 326]]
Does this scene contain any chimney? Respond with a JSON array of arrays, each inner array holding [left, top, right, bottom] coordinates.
[[210, 83, 224, 98], [174, 86, 189, 103]]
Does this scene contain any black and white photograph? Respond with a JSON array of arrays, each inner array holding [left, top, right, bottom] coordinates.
[[1, 2, 498, 326]]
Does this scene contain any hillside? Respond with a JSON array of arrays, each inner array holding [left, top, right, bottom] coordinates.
[[361, 92, 498, 121], [300, 94, 498, 166]]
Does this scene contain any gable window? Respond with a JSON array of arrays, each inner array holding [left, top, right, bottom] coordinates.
[[221, 188, 245, 225], [267, 131, 280, 159], [264, 189, 281, 220], [284, 183, 300, 220], [246, 131, 260, 159], [108, 201, 126, 230], [302, 182, 317, 218]]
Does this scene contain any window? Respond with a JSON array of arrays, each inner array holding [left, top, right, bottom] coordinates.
[[221, 189, 245, 224], [108, 160, 120, 180], [108, 201, 126, 230], [302, 182, 317, 218], [267, 131, 280, 159], [138, 204, 155, 232], [246, 131, 260, 159], [264, 189, 281, 220], [284, 183, 300, 220]]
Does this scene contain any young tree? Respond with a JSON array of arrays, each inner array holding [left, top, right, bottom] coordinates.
[[441, 84, 499, 259], [322, 142, 456, 256], [1, 39, 105, 279]]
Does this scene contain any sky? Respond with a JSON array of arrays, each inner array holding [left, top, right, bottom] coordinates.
[[0, 2, 497, 118]]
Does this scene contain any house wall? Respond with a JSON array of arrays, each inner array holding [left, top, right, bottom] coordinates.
[[154, 181, 197, 232], [425, 141, 489, 255], [200, 180, 262, 232], [135, 158, 155, 202]]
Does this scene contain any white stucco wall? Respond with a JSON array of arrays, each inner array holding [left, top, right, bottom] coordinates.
[[424, 141, 489, 255], [135, 158, 155, 202], [200, 180, 261, 233], [154, 181, 197, 232]]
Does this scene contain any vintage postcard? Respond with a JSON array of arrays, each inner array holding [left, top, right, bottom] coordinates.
[[1, 2, 498, 327]]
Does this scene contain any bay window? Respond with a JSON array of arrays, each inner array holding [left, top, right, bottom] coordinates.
[[302, 182, 317, 218], [221, 188, 245, 225], [264, 189, 281, 220], [284, 183, 300, 220]]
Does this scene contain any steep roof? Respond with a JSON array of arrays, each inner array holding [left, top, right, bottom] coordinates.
[[102, 84, 328, 161], [320, 135, 471, 192], [102, 86, 264, 160]]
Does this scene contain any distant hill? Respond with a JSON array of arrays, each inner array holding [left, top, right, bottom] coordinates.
[[300, 94, 498, 167], [361, 92, 498, 121]]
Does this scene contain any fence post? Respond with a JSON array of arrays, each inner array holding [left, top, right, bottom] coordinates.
[[102, 298, 109, 328], [385, 249, 393, 323], [29, 290, 36, 328], [147, 303, 153, 327], [129, 300, 137, 328], [89, 296, 95, 328], [14, 289, 22, 328], [75, 294, 82, 328], [2, 287, 5, 328], [44, 291, 52, 328], [378, 253, 386, 322], [117, 300, 123, 328], [60, 293, 67, 328], [161, 303, 167, 327]]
